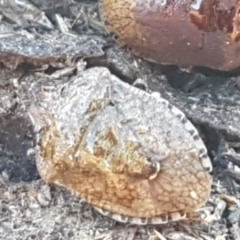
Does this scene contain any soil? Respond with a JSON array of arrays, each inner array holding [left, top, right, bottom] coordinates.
[[0, 0, 240, 239]]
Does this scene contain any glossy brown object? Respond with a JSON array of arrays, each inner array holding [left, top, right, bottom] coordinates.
[[99, 0, 240, 71]]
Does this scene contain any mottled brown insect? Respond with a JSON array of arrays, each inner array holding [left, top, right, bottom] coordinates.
[[29, 67, 212, 225], [99, 0, 240, 71]]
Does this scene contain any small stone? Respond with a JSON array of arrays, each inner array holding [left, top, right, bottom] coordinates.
[[227, 207, 240, 224], [37, 184, 51, 207]]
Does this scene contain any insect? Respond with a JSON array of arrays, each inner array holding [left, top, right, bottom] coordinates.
[[99, 0, 240, 71], [29, 67, 212, 225]]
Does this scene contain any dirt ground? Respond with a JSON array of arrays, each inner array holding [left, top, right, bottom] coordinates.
[[0, 0, 240, 239]]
